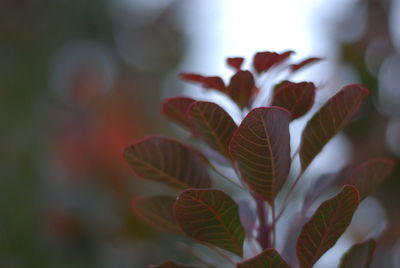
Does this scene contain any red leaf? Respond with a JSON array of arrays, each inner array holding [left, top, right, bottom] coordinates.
[[131, 196, 181, 233], [124, 136, 211, 189], [162, 97, 196, 130], [344, 158, 395, 200], [272, 81, 316, 120], [290, 57, 322, 72], [174, 189, 245, 257], [180, 73, 226, 93], [229, 107, 291, 204], [299, 84, 369, 171], [296, 185, 360, 268], [227, 70, 255, 109], [237, 248, 291, 268], [253, 51, 294, 73], [339, 239, 376, 268], [227, 57, 245, 71], [148, 260, 200, 268], [188, 101, 237, 158]]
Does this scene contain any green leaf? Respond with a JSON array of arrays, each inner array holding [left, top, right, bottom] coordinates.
[[271, 81, 316, 120], [124, 136, 211, 189], [299, 84, 369, 171], [188, 101, 237, 159], [227, 70, 255, 109], [345, 158, 394, 200], [148, 260, 200, 268], [174, 189, 245, 257], [131, 196, 181, 233], [229, 107, 291, 204], [296, 185, 360, 268], [339, 239, 376, 268], [162, 97, 196, 130], [237, 249, 291, 268]]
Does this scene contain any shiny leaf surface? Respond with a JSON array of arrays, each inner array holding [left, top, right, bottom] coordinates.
[[296, 185, 360, 268], [253, 51, 293, 73], [132, 196, 181, 233], [237, 249, 291, 268], [299, 84, 369, 171], [227, 70, 255, 109], [272, 81, 316, 119], [229, 107, 291, 204], [124, 136, 211, 189], [162, 97, 196, 130], [188, 101, 237, 158], [174, 189, 245, 257]]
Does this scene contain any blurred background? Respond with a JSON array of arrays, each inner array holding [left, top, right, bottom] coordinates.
[[1, 0, 400, 267]]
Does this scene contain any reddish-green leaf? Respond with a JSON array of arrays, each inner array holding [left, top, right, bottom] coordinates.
[[339, 239, 376, 268], [229, 107, 291, 204], [296, 185, 360, 268], [124, 136, 211, 189], [227, 70, 255, 109], [174, 189, 245, 257], [299, 84, 369, 171], [290, 57, 322, 72], [188, 101, 237, 158], [345, 158, 394, 201], [162, 97, 196, 130], [132, 196, 181, 233], [272, 81, 316, 120], [253, 51, 293, 73], [148, 260, 200, 268], [227, 57, 245, 71], [237, 249, 291, 268], [180, 73, 226, 93]]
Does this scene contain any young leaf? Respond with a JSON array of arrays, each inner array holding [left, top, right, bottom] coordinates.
[[339, 239, 376, 268], [162, 97, 196, 130], [188, 101, 237, 159], [132, 196, 181, 233], [124, 136, 211, 189], [296, 185, 360, 268], [148, 260, 200, 268], [253, 51, 293, 73], [237, 249, 291, 268], [180, 73, 226, 93], [299, 84, 369, 171], [227, 57, 245, 71], [271, 81, 316, 120], [344, 158, 394, 201], [229, 107, 291, 204], [290, 57, 322, 73], [227, 70, 255, 109], [174, 189, 245, 257]]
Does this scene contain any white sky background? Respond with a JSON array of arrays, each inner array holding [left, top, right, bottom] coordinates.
[[176, 0, 363, 267]]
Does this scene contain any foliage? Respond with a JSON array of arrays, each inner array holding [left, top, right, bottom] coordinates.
[[123, 51, 394, 267]]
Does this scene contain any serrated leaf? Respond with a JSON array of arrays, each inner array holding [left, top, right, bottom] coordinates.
[[227, 57, 244, 71], [339, 239, 376, 268], [188, 101, 237, 158], [148, 260, 200, 268], [131, 196, 181, 233], [124, 136, 211, 189], [227, 70, 255, 109], [253, 51, 293, 73], [162, 97, 196, 130], [272, 81, 316, 120], [229, 107, 291, 204], [237, 249, 291, 268], [299, 84, 369, 171], [345, 158, 394, 200], [296, 185, 360, 268], [180, 73, 226, 93], [174, 189, 245, 257], [290, 57, 322, 72]]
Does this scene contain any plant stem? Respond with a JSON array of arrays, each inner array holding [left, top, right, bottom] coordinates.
[[255, 195, 270, 249], [209, 164, 246, 191], [271, 201, 277, 247], [276, 170, 304, 222]]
